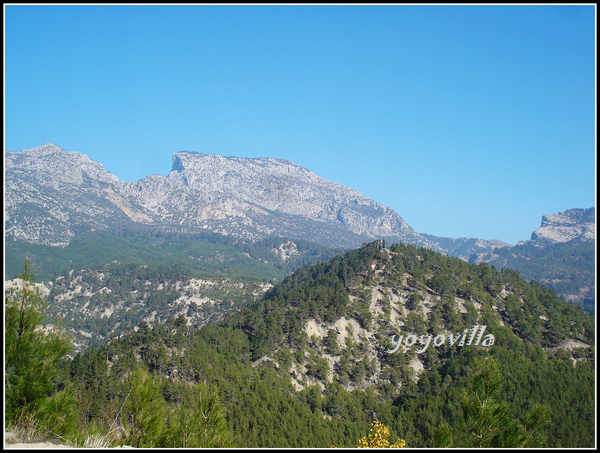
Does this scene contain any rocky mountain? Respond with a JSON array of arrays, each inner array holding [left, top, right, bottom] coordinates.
[[5, 144, 593, 312], [5, 143, 507, 256], [5, 143, 430, 250], [524, 208, 595, 245], [473, 208, 596, 312], [5, 144, 132, 247]]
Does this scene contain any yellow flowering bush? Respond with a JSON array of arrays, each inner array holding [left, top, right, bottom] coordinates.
[[356, 420, 407, 448]]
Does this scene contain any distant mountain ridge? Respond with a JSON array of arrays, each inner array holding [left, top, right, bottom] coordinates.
[[473, 207, 596, 312], [5, 144, 594, 312], [524, 208, 595, 245], [5, 143, 499, 254]]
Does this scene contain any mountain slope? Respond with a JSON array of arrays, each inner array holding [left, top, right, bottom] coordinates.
[[474, 208, 596, 312], [5, 233, 346, 350], [68, 240, 595, 447], [5, 144, 431, 249], [181, 241, 596, 446], [231, 240, 593, 371], [5, 144, 126, 246]]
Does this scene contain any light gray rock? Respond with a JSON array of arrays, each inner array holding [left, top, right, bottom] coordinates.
[[5, 144, 433, 249], [524, 208, 595, 245]]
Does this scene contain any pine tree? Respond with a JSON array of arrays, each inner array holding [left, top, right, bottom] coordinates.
[[121, 365, 166, 448], [459, 357, 550, 448], [5, 260, 73, 422], [163, 382, 235, 448]]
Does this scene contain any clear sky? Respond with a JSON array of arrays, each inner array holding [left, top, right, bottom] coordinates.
[[4, 4, 596, 245]]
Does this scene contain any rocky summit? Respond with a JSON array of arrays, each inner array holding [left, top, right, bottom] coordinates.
[[525, 207, 595, 245], [5, 144, 436, 250], [5, 144, 592, 266]]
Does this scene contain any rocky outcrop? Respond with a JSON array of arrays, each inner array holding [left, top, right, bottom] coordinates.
[[525, 208, 595, 245]]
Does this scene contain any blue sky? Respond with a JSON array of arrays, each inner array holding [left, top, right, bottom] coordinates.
[[4, 4, 596, 245]]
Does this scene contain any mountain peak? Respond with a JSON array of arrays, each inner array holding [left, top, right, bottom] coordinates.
[[162, 150, 425, 245], [21, 143, 66, 155], [527, 208, 595, 245], [169, 151, 304, 182], [5, 144, 430, 249], [6, 143, 119, 185]]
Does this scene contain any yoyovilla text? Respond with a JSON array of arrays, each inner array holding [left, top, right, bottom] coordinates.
[[386, 325, 494, 354]]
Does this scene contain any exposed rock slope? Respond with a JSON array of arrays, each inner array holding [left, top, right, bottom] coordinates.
[[231, 241, 594, 394], [5, 144, 431, 249], [526, 208, 595, 245]]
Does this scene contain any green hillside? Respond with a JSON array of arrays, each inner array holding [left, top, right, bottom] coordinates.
[[4, 229, 345, 281], [5, 231, 344, 351], [6, 241, 595, 448]]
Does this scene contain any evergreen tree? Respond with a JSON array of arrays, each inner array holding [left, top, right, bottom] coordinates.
[[163, 382, 235, 448], [459, 357, 550, 448], [5, 260, 73, 422], [121, 365, 166, 448]]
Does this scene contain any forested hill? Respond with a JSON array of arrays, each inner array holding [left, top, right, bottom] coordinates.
[[233, 240, 593, 362], [63, 240, 595, 448], [5, 232, 345, 350]]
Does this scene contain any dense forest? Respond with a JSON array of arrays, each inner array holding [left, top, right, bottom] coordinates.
[[5, 241, 595, 448], [4, 229, 344, 281]]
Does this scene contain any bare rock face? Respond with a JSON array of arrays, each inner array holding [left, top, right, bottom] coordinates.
[[527, 208, 595, 245], [164, 151, 418, 240], [7, 144, 593, 258], [5, 144, 431, 249], [5, 144, 130, 247]]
